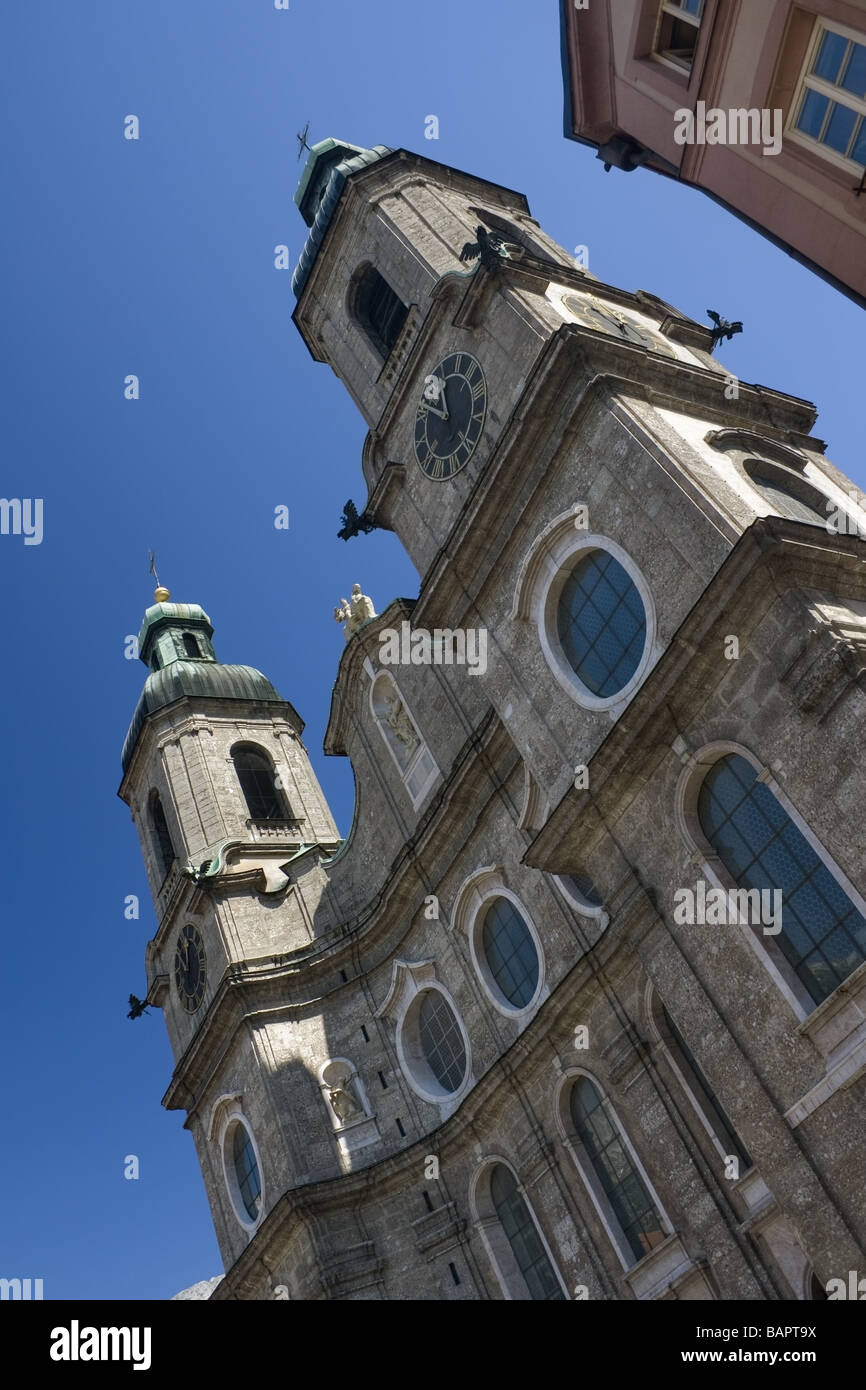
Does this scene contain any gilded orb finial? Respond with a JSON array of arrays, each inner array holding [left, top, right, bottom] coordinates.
[[154, 586, 171, 603]]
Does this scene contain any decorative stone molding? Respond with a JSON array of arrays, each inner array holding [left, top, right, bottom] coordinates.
[[411, 1201, 466, 1257], [450, 868, 547, 1022], [705, 429, 810, 471], [780, 600, 866, 721], [375, 959, 473, 1111], [318, 1241, 384, 1298], [517, 764, 548, 833], [377, 304, 421, 392]]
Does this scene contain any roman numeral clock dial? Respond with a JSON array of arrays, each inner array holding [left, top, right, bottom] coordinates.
[[174, 923, 206, 1012], [414, 352, 487, 481]]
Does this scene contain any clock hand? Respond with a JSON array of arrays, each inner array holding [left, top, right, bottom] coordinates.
[[435, 373, 449, 421], [422, 374, 450, 421]]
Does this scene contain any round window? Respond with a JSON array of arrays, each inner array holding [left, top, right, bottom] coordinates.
[[228, 1121, 261, 1223], [480, 897, 540, 1009], [403, 989, 468, 1098], [556, 550, 647, 697]]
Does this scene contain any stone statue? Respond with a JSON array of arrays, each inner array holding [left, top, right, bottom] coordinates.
[[333, 583, 376, 641], [383, 694, 419, 753], [327, 1074, 363, 1124]]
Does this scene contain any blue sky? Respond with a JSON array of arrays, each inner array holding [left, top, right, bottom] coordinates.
[[0, 1, 861, 1301]]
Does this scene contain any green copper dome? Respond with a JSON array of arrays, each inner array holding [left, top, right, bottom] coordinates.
[[120, 593, 293, 773], [292, 138, 392, 298]]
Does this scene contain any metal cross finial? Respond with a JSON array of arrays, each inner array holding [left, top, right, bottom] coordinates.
[[296, 121, 312, 161]]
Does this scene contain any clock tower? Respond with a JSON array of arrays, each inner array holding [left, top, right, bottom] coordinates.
[[118, 586, 345, 1275], [122, 140, 866, 1301]]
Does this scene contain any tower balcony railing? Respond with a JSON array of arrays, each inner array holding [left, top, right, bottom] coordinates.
[[155, 859, 185, 921], [247, 817, 306, 843]]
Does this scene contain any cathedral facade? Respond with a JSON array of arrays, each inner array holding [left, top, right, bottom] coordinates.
[[119, 141, 866, 1300]]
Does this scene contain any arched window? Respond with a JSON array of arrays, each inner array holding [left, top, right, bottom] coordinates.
[[149, 792, 176, 882], [489, 1165, 566, 1301], [698, 754, 866, 1005], [480, 897, 540, 1010], [570, 1077, 665, 1264], [745, 462, 832, 526], [232, 745, 288, 822], [557, 549, 647, 698], [353, 266, 408, 359], [182, 632, 201, 658]]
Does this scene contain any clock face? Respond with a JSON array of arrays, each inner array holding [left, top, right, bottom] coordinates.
[[562, 293, 675, 355], [174, 923, 206, 1013], [414, 351, 487, 481]]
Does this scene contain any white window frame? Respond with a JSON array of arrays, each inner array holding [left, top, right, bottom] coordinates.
[[653, 0, 706, 72], [786, 18, 866, 175], [451, 867, 547, 1022], [511, 512, 658, 717], [469, 1157, 571, 1301], [553, 872, 608, 923], [375, 961, 473, 1111], [218, 1109, 265, 1235]]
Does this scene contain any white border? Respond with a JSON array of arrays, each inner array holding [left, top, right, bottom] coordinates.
[[218, 1108, 265, 1235], [512, 512, 658, 714], [452, 868, 546, 1021], [553, 872, 608, 923]]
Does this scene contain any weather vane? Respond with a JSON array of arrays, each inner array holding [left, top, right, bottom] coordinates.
[[296, 121, 312, 161], [148, 549, 161, 588]]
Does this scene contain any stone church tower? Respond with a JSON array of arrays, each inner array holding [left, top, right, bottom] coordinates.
[[120, 141, 866, 1300]]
